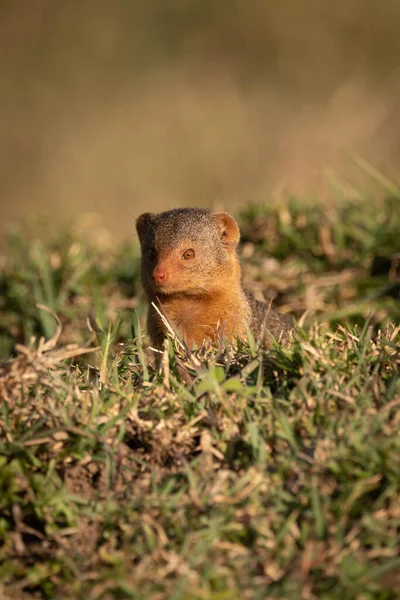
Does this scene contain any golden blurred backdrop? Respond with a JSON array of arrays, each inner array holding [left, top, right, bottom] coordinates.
[[1, 0, 400, 240]]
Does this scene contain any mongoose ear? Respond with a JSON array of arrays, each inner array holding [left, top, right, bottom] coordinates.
[[214, 212, 240, 248], [136, 213, 155, 245]]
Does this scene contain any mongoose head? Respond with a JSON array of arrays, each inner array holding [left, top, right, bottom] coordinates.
[[136, 208, 241, 296]]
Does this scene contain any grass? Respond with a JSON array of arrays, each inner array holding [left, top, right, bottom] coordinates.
[[0, 194, 399, 599]]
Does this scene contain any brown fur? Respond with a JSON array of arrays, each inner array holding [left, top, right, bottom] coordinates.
[[136, 208, 290, 350]]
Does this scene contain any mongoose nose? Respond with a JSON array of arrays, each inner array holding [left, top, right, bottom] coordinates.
[[152, 268, 167, 284]]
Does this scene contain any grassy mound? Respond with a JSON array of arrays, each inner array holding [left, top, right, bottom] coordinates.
[[0, 197, 399, 599]]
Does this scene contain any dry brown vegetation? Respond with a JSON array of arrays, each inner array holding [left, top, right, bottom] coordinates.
[[1, 1, 400, 239]]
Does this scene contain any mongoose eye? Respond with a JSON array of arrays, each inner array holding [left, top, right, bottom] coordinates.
[[182, 248, 195, 260], [148, 248, 156, 260]]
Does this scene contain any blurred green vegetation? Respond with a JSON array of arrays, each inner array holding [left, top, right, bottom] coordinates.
[[1, 194, 399, 361]]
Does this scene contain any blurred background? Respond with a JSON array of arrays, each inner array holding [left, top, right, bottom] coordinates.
[[1, 0, 400, 241]]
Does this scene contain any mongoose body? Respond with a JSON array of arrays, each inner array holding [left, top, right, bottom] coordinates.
[[136, 208, 290, 350]]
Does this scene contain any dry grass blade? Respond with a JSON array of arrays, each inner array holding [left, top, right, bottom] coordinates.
[[36, 303, 63, 352]]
